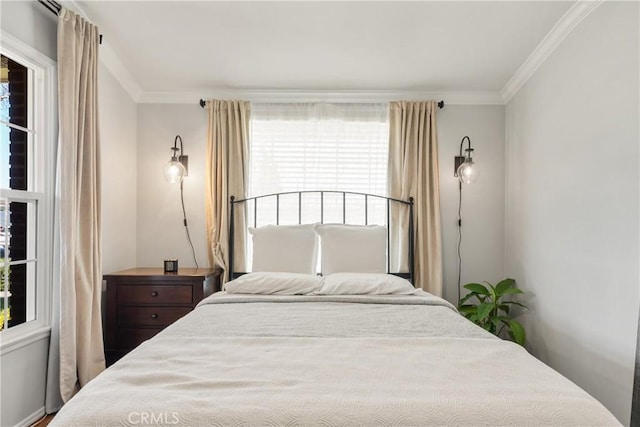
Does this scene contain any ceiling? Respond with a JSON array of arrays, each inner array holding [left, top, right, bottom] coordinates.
[[77, 1, 574, 100]]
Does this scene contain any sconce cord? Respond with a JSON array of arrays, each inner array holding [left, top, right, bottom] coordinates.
[[180, 180, 199, 269]]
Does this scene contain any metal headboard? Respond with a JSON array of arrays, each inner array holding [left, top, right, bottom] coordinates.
[[229, 191, 414, 283]]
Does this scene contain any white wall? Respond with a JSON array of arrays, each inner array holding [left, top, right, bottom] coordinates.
[[505, 2, 639, 424], [136, 104, 209, 269], [100, 64, 138, 274], [0, 339, 49, 426], [0, 2, 56, 426], [438, 106, 505, 303], [135, 103, 506, 303], [0, 0, 56, 61]]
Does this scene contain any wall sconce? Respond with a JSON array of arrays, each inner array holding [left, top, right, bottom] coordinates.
[[163, 135, 189, 183], [161, 134, 199, 268], [454, 136, 479, 184], [454, 135, 479, 305]]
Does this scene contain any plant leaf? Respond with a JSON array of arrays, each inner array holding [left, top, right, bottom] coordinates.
[[484, 281, 496, 292], [508, 320, 526, 346], [495, 278, 515, 296], [477, 302, 494, 321], [490, 317, 502, 328], [504, 301, 530, 310], [463, 283, 490, 295], [500, 288, 524, 295], [486, 282, 497, 303], [458, 293, 476, 305], [457, 305, 476, 315], [498, 304, 510, 314]]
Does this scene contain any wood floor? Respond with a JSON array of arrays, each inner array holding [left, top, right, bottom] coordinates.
[[31, 413, 55, 427]]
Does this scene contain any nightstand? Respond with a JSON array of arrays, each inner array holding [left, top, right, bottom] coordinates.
[[104, 267, 220, 365]]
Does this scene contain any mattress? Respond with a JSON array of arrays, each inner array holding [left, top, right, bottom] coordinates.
[[51, 292, 620, 426]]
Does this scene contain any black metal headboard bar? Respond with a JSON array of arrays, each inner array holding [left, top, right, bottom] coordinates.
[[229, 191, 414, 284], [365, 194, 368, 225], [386, 198, 391, 275], [233, 190, 412, 205], [230, 195, 236, 280]]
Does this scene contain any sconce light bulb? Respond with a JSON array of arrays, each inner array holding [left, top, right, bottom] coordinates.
[[163, 159, 186, 183], [457, 160, 479, 184]]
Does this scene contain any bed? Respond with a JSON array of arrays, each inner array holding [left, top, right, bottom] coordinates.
[[51, 192, 619, 426]]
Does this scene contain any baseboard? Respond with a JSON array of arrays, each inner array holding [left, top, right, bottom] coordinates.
[[15, 407, 45, 427]]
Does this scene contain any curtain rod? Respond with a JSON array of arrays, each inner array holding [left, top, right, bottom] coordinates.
[[37, 0, 103, 44], [198, 99, 445, 109], [38, 0, 60, 15]]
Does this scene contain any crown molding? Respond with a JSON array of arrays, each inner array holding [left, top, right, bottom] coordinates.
[[68, 0, 593, 107], [501, 0, 604, 104], [63, 1, 143, 102], [139, 89, 505, 105]]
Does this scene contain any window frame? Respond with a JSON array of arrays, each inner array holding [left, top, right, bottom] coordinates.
[[248, 102, 390, 206], [0, 31, 56, 354]]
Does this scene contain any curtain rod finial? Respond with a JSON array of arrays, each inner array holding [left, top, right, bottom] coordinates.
[[199, 99, 206, 108], [438, 100, 444, 109]]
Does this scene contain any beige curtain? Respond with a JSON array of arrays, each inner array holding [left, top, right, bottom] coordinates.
[[205, 100, 250, 283], [56, 9, 105, 402], [388, 101, 442, 295]]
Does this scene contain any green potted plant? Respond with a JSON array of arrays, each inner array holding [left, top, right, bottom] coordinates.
[[458, 278, 529, 346]]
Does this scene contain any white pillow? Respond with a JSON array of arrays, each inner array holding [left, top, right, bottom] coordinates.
[[314, 224, 386, 274], [316, 273, 418, 295], [249, 224, 318, 274], [225, 272, 323, 295]]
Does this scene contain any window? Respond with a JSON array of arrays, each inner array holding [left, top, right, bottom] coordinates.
[[249, 103, 389, 227], [0, 35, 55, 340], [0, 53, 34, 331]]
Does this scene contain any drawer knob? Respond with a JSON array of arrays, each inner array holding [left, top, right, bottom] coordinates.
[[151, 313, 158, 319], [151, 291, 158, 297]]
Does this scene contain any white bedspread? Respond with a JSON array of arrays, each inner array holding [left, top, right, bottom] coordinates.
[[52, 293, 619, 426]]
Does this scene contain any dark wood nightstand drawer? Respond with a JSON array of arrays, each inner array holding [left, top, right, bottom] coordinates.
[[117, 328, 163, 349], [117, 284, 193, 305], [118, 306, 191, 327]]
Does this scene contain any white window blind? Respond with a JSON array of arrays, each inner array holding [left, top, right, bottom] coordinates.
[[249, 103, 389, 227]]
